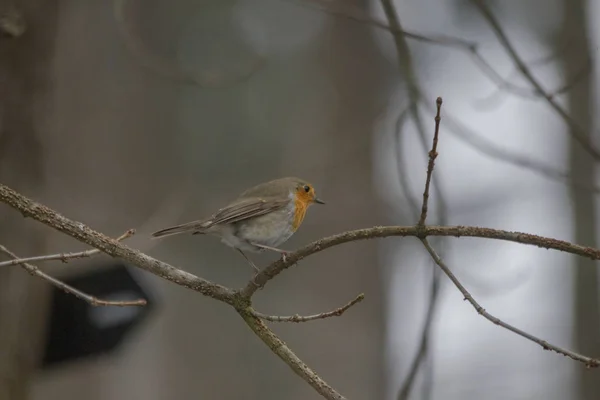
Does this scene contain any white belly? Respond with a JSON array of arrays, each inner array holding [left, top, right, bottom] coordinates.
[[214, 204, 296, 253]]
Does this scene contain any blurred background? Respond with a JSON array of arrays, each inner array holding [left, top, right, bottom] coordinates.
[[0, 0, 599, 399]]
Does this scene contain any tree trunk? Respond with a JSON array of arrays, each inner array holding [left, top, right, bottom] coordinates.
[[0, 0, 57, 398], [562, 1, 600, 399]]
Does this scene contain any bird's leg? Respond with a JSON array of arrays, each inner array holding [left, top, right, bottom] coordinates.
[[250, 242, 289, 262], [236, 248, 260, 273], [236, 249, 261, 287]]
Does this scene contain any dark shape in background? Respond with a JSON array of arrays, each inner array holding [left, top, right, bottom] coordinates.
[[41, 264, 157, 369]]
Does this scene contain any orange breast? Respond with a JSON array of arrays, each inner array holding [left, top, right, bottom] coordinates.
[[292, 196, 309, 231]]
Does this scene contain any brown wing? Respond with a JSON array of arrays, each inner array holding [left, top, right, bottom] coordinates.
[[205, 196, 289, 227]]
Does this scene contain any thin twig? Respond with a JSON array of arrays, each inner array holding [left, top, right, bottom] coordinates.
[[364, 5, 600, 199], [397, 264, 440, 400], [1, 183, 598, 300], [471, 0, 600, 161], [418, 97, 443, 226], [380, 0, 446, 222], [414, 94, 599, 370], [0, 229, 135, 268], [420, 238, 599, 367], [380, 8, 447, 392], [294, 0, 535, 98], [550, 59, 591, 97], [299, 0, 594, 120], [3, 182, 600, 371], [0, 183, 345, 399], [380, 7, 446, 389], [474, 38, 587, 106], [419, 98, 600, 194], [0, 183, 235, 303], [476, 56, 591, 107], [238, 309, 348, 400], [252, 293, 364, 323], [0, 245, 146, 307]]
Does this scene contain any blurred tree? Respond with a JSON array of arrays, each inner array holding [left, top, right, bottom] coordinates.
[[0, 0, 56, 398], [561, 1, 600, 399], [382, 0, 600, 399]]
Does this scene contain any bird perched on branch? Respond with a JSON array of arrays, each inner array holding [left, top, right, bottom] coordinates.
[[151, 177, 325, 272]]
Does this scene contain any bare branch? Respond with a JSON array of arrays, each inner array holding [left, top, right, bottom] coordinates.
[[394, 100, 446, 400], [551, 59, 591, 97], [238, 309, 348, 400], [418, 98, 600, 194], [0, 183, 346, 398], [295, 0, 534, 98], [397, 264, 440, 400], [0, 244, 146, 307], [379, 5, 448, 390], [471, 0, 600, 162], [252, 293, 364, 323], [475, 51, 591, 107], [242, 224, 600, 298], [3, 179, 600, 371], [413, 95, 599, 370], [349, 0, 600, 195], [418, 97, 443, 226], [420, 238, 599, 368], [0, 229, 135, 268], [0, 183, 235, 304], [300, 0, 592, 117], [377, 6, 448, 389], [1, 183, 599, 301], [379, 0, 449, 222]]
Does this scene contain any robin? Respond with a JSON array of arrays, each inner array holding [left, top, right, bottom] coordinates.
[[151, 177, 325, 272]]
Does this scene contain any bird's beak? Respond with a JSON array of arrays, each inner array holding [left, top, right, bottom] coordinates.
[[314, 197, 325, 205]]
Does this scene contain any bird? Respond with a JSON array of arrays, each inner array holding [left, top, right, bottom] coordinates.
[[151, 177, 325, 273]]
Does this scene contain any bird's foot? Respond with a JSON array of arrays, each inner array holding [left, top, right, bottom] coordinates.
[[249, 242, 290, 262], [280, 252, 289, 263]]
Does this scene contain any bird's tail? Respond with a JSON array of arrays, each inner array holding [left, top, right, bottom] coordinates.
[[151, 220, 210, 239]]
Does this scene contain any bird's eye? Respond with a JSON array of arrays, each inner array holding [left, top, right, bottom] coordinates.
[[303, 185, 310, 193]]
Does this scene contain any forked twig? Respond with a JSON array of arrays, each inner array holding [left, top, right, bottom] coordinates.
[[0, 229, 135, 268], [416, 97, 600, 368], [0, 244, 146, 307]]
